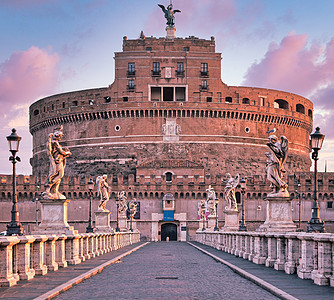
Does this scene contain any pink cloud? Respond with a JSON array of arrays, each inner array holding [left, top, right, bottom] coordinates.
[[0, 46, 60, 113], [242, 33, 334, 97]]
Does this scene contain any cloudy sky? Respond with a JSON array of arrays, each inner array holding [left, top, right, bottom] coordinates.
[[1, 0, 334, 174]]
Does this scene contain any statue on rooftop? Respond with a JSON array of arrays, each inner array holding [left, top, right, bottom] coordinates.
[[224, 173, 239, 211], [265, 135, 289, 197], [96, 175, 111, 210], [43, 125, 71, 199], [158, 3, 181, 27]]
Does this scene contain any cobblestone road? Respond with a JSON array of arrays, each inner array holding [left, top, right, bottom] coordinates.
[[55, 242, 278, 300]]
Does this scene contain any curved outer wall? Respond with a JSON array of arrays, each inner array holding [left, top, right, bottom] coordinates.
[[29, 36, 313, 178]]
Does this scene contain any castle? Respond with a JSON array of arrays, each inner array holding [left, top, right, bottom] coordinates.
[[1, 6, 333, 240]]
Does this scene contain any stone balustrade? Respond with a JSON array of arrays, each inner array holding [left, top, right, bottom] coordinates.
[[196, 230, 334, 287], [0, 231, 140, 287]]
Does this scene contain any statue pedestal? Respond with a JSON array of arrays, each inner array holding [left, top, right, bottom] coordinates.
[[118, 215, 128, 232], [33, 198, 77, 234], [128, 220, 137, 231], [222, 210, 239, 231], [166, 26, 175, 39], [207, 215, 217, 230], [95, 210, 113, 233], [257, 196, 297, 232]]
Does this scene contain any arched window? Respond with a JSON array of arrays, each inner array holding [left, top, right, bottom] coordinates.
[[225, 97, 232, 103], [296, 104, 305, 114], [242, 98, 250, 104], [33, 109, 40, 116], [274, 99, 289, 110], [308, 109, 313, 118]]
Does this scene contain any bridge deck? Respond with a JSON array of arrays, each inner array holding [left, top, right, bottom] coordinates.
[[0, 241, 333, 300]]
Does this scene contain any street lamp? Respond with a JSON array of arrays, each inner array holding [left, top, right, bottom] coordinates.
[[86, 178, 95, 233], [238, 178, 247, 231], [6, 128, 24, 236], [115, 196, 120, 232], [214, 198, 219, 231], [306, 127, 326, 233]]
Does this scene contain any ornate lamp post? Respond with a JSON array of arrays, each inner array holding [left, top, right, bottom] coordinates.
[[214, 198, 219, 231], [115, 196, 120, 232], [86, 178, 95, 233], [6, 129, 24, 236], [238, 178, 247, 231], [307, 127, 326, 233]]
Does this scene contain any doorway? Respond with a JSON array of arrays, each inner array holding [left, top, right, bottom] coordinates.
[[161, 223, 177, 241]]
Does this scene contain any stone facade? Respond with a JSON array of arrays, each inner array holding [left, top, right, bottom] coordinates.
[[2, 31, 319, 241]]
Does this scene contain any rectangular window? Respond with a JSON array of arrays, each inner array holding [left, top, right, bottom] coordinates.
[[201, 80, 208, 90], [152, 62, 161, 76], [72, 101, 78, 106], [260, 97, 265, 106], [128, 79, 135, 90], [128, 63, 135, 76], [176, 62, 184, 77], [201, 63, 208, 76], [206, 97, 212, 102], [151, 87, 161, 101], [123, 96, 128, 102], [327, 201, 333, 209]]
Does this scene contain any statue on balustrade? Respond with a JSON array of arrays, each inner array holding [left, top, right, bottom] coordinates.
[[96, 174, 111, 210], [118, 191, 128, 217], [43, 125, 71, 200], [265, 135, 289, 197], [224, 173, 239, 211], [206, 185, 218, 216], [129, 199, 138, 219]]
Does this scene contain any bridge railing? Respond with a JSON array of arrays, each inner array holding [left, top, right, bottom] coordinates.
[[196, 230, 334, 287], [0, 231, 140, 288]]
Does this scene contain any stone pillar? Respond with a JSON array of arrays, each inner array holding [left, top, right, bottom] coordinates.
[[17, 236, 36, 281], [274, 234, 286, 271], [95, 210, 113, 233], [45, 235, 59, 272], [0, 237, 20, 287], [265, 234, 277, 268], [207, 215, 216, 230], [284, 233, 300, 274], [166, 26, 175, 39], [65, 235, 81, 265], [222, 210, 239, 231], [32, 235, 48, 275], [34, 198, 78, 235], [55, 235, 67, 268], [118, 215, 128, 232], [313, 235, 332, 286], [257, 196, 297, 232]]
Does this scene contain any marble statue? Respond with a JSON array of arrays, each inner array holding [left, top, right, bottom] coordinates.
[[265, 135, 289, 196], [199, 199, 207, 220], [158, 3, 181, 27], [117, 191, 128, 216], [224, 173, 239, 211], [96, 175, 110, 210], [129, 199, 138, 219], [43, 125, 71, 199], [206, 185, 218, 216]]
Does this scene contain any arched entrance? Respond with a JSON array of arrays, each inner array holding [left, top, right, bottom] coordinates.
[[161, 223, 177, 241]]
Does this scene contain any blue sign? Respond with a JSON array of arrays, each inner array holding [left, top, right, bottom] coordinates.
[[163, 210, 174, 221]]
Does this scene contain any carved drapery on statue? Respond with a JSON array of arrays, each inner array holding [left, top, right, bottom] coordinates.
[[224, 173, 239, 211], [117, 191, 128, 217], [265, 135, 289, 197], [129, 199, 138, 219], [199, 199, 207, 221], [206, 185, 218, 217], [43, 125, 71, 200], [96, 175, 110, 210]]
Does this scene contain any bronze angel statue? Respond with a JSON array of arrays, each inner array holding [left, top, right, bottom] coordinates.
[[265, 135, 289, 196], [158, 3, 181, 27]]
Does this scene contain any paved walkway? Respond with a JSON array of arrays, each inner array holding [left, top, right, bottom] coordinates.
[[189, 242, 334, 300], [0, 242, 147, 300], [54, 242, 278, 300]]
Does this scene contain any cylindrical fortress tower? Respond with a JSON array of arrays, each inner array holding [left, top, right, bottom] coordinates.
[[29, 35, 313, 178]]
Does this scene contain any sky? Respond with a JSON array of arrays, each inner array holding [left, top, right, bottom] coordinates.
[[1, 0, 334, 175]]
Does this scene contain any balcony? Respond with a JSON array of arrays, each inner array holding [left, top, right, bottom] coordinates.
[[127, 85, 136, 92], [200, 71, 209, 77], [127, 70, 136, 77], [151, 70, 161, 77], [176, 70, 184, 77]]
